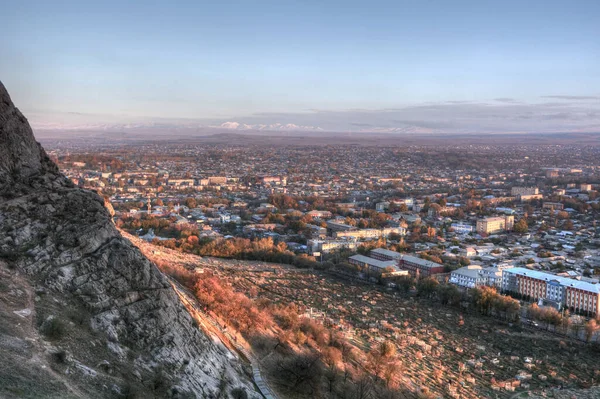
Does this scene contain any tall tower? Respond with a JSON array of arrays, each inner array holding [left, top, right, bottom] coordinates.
[[147, 198, 152, 214]]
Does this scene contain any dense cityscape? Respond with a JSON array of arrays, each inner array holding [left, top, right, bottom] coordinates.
[[35, 138, 600, 397]]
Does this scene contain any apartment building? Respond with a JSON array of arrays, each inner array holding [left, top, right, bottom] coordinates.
[[208, 176, 228, 185], [326, 221, 355, 234], [451, 223, 474, 234], [449, 265, 485, 288], [501, 267, 600, 315], [520, 194, 543, 202], [167, 178, 195, 187], [543, 202, 564, 211], [482, 265, 512, 288], [260, 176, 282, 184], [307, 239, 358, 255], [449, 265, 508, 289], [334, 227, 405, 240], [305, 224, 327, 238], [476, 215, 515, 235], [306, 210, 332, 219], [398, 255, 445, 278], [511, 187, 539, 196]]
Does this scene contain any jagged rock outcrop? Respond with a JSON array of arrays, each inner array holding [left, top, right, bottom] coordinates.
[[0, 81, 257, 398]]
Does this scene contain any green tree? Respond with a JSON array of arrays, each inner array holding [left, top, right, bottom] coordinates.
[[417, 278, 439, 298]]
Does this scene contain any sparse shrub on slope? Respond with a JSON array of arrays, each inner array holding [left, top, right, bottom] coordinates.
[[41, 317, 65, 340]]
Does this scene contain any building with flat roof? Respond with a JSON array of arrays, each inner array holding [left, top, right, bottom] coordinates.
[[306, 210, 332, 219], [307, 239, 358, 255], [511, 187, 539, 196], [502, 267, 600, 315], [451, 223, 473, 234], [398, 255, 445, 278], [208, 176, 228, 184], [370, 248, 403, 261], [449, 265, 484, 288], [449, 265, 510, 289], [543, 202, 564, 211], [520, 194, 543, 202], [476, 215, 514, 235], [167, 178, 195, 187], [481, 266, 510, 288], [348, 255, 398, 274], [334, 227, 405, 240], [326, 221, 355, 235]]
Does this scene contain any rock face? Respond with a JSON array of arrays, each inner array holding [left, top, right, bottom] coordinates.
[[0, 84, 65, 193], [0, 82, 256, 398]]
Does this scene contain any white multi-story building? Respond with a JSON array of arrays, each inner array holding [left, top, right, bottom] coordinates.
[[451, 223, 474, 234], [450, 266, 485, 288], [449, 265, 506, 289], [450, 265, 513, 289], [481, 267, 499, 288], [334, 227, 406, 240], [307, 239, 358, 255]]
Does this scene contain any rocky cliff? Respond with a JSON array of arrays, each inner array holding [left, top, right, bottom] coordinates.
[[0, 81, 257, 398]]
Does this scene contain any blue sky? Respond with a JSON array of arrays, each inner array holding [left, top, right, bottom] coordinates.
[[2, 0, 599, 133]]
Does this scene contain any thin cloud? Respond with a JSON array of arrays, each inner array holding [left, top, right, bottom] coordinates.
[[392, 120, 457, 129], [541, 95, 600, 100], [541, 112, 574, 120]]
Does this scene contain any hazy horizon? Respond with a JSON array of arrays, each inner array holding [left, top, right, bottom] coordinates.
[[2, 0, 599, 134]]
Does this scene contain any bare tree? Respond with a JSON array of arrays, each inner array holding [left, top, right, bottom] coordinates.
[[270, 353, 324, 396]]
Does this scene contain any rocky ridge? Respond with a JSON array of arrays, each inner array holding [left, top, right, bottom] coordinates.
[[0, 81, 256, 398]]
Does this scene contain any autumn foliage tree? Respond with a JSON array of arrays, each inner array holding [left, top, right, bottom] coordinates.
[[513, 218, 529, 234]]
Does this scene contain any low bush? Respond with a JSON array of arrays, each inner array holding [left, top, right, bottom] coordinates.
[[51, 350, 67, 364], [41, 318, 65, 340]]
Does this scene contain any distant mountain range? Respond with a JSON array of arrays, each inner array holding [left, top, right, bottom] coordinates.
[[212, 121, 324, 131], [31, 121, 326, 132]]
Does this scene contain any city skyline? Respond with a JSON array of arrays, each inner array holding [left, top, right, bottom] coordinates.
[[2, 0, 599, 133]]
